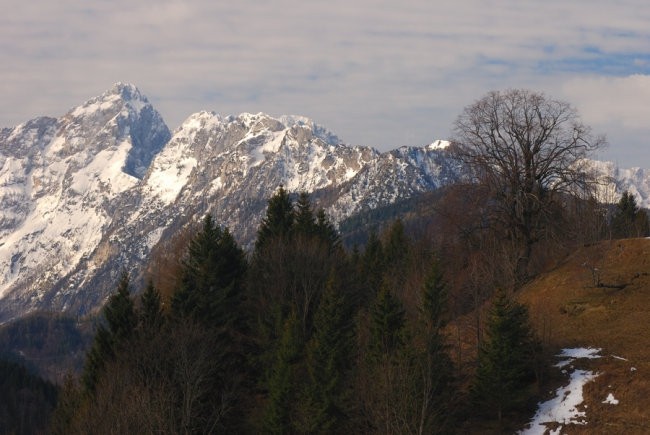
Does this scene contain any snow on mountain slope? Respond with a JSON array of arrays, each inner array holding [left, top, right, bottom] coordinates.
[[1, 84, 650, 323], [328, 145, 463, 221], [131, 110, 380, 248], [0, 83, 170, 318], [0, 98, 463, 321], [589, 160, 650, 208]]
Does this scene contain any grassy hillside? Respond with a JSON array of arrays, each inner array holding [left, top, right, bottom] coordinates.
[[517, 238, 650, 433]]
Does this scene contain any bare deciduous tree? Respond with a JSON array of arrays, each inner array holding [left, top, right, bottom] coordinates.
[[452, 89, 605, 283]]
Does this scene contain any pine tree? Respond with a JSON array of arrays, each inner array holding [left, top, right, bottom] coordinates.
[[139, 280, 163, 333], [105, 271, 137, 342], [361, 230, 384, 299], [256, 186, 294, 251], [611, 190, 649, 238], [171, 214, 247, 331], [82, 271, 136, 393], [472, 288, 540, 422], [315, 208, 340, 250], [263, 312, 301, 434], [369, 284, 406, 361], [294, 191, 317, 237], [418, 259, 454, 433], [299, 274, 355, 433], [383, 219, 409, 269], [170, 215, 249, 431]]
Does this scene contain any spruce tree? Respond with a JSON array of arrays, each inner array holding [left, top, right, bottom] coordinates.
[[315, 208, 340, 250], [256, 186, 294, 251], [300, 274, 354, 433], [139, 280, 163, 333], [105, 271, 138, 341], [611, 190, 649, 238], [170, 215, 248, 431], [472, 288, 540, 422], [82, 271, 136, 393], [171, 214, 247, 331], [418, 259, 454, 432], [294, 191, 317, 237], [361, 230, 384, 299], [383, 219, 409, 270], [263, 312, 301, 434], [369, 284, 406, 361]]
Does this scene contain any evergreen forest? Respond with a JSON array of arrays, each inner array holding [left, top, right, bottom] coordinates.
[[3, 90, 650, 433], [34, 178, 642, 434]]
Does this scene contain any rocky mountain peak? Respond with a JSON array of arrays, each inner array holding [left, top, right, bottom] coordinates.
[[109, 82, 146, 102], [0, 84, 649, 324], [51, 83, 170, 178], [279, 115, 342, 146]]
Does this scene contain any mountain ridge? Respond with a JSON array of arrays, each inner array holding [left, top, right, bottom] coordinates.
[[0, 83, 648, 323]]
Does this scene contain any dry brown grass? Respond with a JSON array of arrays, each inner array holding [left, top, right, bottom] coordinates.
[[516, 238, 650, 433]]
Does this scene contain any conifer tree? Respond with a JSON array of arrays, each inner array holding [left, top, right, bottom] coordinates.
[[294, 191, 317, 237], [315, 208, 340, 250], [362, 280, 417, 433], [263, 312, 301, 434], [105, 271, 138, 341], [82, 271, 136, 393], [472, 288, 540, 422], [171, 214, 247, 331], [418, 259, 454, 433], [139, 280, 163, 333], [256, 186, 294, 251], [611, 190, 649, 238], [382, 219, 410, 292], [170, 215, 248, 431], [299, 274, 355, 433], [383, 219, 409, 269], [369, 284, 406, 361], [361, 230, 384, 299]]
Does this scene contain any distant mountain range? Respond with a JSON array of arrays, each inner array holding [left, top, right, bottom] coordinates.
[[0, 83, 648, 323]]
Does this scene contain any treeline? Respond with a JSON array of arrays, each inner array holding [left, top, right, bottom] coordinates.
[[51, 188, 542, 434], [609, 190, 650, 239]]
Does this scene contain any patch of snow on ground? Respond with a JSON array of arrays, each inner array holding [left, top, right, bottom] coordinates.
[[558, 348, 602, 359], [602, 393, 619, 405], [520, 348, 602, 434], [555, 347, 602, 368]]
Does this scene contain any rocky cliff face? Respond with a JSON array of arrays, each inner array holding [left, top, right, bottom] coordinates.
[[0, 84, 647, 322]]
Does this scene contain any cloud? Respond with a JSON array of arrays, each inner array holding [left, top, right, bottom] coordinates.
[[562, 74, 650, 130], [1, 0, 650, 166], [558, 74, 650, 165]]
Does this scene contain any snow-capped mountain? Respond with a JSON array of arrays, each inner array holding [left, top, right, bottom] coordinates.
[[0, 83, 170, 321], [588, 159, 650, 207], [0, 84, 648, 323]]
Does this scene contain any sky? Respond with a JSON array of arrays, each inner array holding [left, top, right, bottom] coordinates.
[[2, 0, 650, 167]]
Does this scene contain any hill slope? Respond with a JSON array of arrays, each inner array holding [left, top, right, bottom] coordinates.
[[518, 238, 650, 433]]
